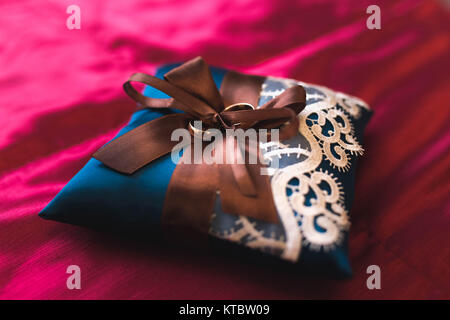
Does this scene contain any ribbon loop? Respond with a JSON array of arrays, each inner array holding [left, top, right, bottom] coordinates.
[[164, 57, 225, 112]]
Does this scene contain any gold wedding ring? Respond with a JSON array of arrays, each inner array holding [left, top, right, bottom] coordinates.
[[188, 120, 213, 139], [223, 102, 255, 112], [222, 103, 255, 128]]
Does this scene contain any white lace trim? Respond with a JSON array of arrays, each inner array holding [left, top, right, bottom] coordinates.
[[210, 77, 370, 262]]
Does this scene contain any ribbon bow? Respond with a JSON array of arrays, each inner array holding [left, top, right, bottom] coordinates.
[[93, 57, 306, 234]]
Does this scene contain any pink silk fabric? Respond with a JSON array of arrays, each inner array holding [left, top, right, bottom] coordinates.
[[0, 0, 449, 299]]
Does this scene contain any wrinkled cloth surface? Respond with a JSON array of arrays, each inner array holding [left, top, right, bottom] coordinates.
[[0, 0, 449, 299]]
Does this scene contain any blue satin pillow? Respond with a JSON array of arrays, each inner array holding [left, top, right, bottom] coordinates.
[[40, 64, 372, 277]]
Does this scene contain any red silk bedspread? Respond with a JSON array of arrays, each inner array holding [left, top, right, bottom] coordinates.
[[0, 0, 449, 299]]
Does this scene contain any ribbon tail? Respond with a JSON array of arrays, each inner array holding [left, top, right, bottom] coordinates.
[[226, 136, 257, 197], [93, 113, 191, 174], [162, 143, 218, 235], [219, 136, 279, 224]]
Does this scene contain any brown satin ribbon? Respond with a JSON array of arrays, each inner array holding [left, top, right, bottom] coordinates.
[[93, 57, 306, 234]]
